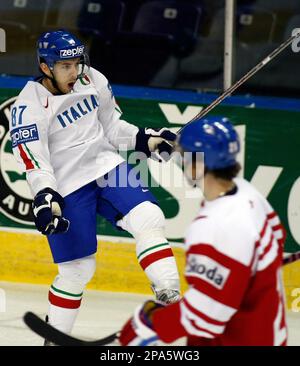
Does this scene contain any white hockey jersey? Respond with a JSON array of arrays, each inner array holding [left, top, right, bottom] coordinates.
[[9, 67, 139, 197], [152, 178, 288, 346]]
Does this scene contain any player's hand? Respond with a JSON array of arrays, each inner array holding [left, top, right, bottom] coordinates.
[[135, 128, 177, 162], [119, 300, 164, 346], [32, 188, 70, 235]]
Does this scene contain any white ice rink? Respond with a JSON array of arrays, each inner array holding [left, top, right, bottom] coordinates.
[[0, 281, 299, 346]]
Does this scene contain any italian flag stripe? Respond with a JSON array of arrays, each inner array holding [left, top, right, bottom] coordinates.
[[50, 285, 83, 299], [79, 75, 90, 85], [24, 143, 40, 168], [115, 106, 122, 114], [137, 243, 170, 261], [18, 144, 34, 170], [139, 248, 174, 270], [49, 291, 82, 309]]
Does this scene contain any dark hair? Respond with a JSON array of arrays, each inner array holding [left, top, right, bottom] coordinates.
[[205, 162, 241, 180]]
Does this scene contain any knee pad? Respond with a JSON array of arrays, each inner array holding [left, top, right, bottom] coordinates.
[[118, 201, 165, 238], [118, 201, 180, 292], [54, 254, 96, 294], [118, 201, 167, 254]]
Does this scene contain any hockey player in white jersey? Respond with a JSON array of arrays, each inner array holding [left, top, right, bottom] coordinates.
[[119, 116, 288, 346], [9, 30, 180, 342]]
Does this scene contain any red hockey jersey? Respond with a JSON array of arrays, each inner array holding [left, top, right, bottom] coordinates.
[[153, 178, 287, 346]]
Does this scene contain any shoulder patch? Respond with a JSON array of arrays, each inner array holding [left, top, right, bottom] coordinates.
[[79, 75, 91, 86], [10, 124, 39, 148], [186, 254, 230, 289]]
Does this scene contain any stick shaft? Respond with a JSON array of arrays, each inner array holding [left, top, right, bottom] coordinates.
[[178, 30, 300, 133]]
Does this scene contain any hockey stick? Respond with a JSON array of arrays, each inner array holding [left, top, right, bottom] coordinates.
[[23, 312, 118, 346], [23, 251, 300, 346], [179, 30, 300, 129], [158, 30, 300, 156], [283, 251, 300, 266]]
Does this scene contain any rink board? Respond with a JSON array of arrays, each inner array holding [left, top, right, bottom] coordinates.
[[0, 230, 299, 310], [0, 230, 187, 295], [2, 85, 300, 252]]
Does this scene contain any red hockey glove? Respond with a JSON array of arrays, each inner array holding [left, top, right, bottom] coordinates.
[[119, 300, 164, 346]]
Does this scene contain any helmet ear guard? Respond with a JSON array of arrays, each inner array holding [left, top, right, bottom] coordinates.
[[77, 53, 90, 77]]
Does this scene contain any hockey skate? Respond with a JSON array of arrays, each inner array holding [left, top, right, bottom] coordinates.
[[151, 285, 180, 304]]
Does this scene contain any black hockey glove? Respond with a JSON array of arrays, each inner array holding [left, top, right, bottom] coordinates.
[[32, 188, 70, 235], [135, 128, 177, 161]]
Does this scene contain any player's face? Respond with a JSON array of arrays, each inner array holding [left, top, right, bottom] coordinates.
[[174, 144, 205, 187], [52, 58, 81, 93], [185, 160, 205, 188]]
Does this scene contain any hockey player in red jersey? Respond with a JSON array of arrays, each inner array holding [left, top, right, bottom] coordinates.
[[10, 30, 180, 343], [119, 116, 288, 346]]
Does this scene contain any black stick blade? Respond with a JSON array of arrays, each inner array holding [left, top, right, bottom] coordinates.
[[23, 312, 118, 346]]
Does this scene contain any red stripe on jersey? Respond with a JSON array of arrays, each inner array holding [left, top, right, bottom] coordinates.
[[185, 272, 244, 310], [189, 319, 219, 337], [250, 212, 285, 268], [139, 248, 174, 270], [187, 244, 247, 272], [18, 144, 34, 170], [249, 240, 260, 269], [255, 213, 285, 263], [267, 211, 277, 220], [182, 297, 226, 327], [273, 223, 286, 246], [266, 212, 286, 245], [258, 234, 274, 261], [186, 244, 251, 309], [279, 225, 286, 246], [259, 217, 268, 240], [273, 224, 282, 232], [48, 292, 82, 309]]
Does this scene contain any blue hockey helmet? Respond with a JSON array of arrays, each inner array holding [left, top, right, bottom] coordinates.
[[178, 116, 240, 170], [37, 30, 89, 73]]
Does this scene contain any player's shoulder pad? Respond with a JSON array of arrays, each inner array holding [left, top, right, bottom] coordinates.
[[185, 215, 216, 250], [14, 82, 48, 115], [87, 67, 114, 99], [88, 67, 109, 88], [186, 205, 256, 267], [11, 98, 46, 125], [10, 86, 48, 139], [215, 205, 257, 266]]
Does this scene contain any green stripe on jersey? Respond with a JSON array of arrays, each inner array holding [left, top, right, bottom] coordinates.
[[137, 243, 170, 260], [79, 77, 89, 85], [115, 106, 122, 114], [24, 143, 40, 169], [50, 285, 83, 298]]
